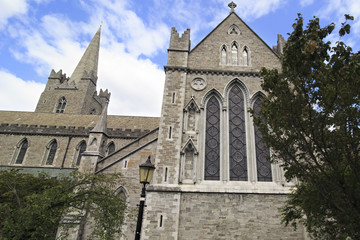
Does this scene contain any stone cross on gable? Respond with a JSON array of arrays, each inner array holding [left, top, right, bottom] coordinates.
[[228, 1, 237, 13]]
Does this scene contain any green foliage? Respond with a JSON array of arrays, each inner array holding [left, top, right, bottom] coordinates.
[[255, 14, 360, 239], [0, 169, 127, 240]]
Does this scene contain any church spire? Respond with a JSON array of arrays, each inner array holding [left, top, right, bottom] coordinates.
[[70, 26, 101, 84]]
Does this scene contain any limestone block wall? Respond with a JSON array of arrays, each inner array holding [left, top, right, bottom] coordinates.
[[153, 69, 187, 185], [177, 192, 305, 240], [188, 13, 281, 72], [36, 88, 89, 114], [142, 190, 181, 240], [0, 131, 135, 170], [143, 191, 305, 240]]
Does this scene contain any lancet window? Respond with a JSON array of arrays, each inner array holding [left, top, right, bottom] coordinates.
[[221, 45, 227, 65], [14, 138, 28, 164], [75, 141, 86, 166], [231, 43, 238, 65], [106, 142, 115, 156], [204, 96, 221, 180], [228, 85, 247, 181], [243, 47, 249, 66], [45, 140, 57, 165], [253, 98, 272, 181]]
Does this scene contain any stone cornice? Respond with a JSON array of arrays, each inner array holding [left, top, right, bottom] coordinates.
[[164, 66, 261, 77], [167, 48, 190, 53]]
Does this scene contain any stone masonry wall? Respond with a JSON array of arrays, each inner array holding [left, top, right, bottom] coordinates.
[[177, 192, 305, 240]]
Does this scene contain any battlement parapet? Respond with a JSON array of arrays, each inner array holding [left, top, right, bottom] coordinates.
[[0, 123, 151, 139], [169, 27, 191, 51], [48, 69, 78, 90]]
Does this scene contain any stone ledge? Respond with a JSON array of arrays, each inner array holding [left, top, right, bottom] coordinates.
[[164, 66, 261, 77]]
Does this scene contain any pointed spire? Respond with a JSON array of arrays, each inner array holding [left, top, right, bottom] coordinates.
[[91, 99, 108, 134], [70, 26, 101, 84]]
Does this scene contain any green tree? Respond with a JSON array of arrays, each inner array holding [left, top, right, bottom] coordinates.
[[0, 169, 127, 240], [254, 14, 360, 239]]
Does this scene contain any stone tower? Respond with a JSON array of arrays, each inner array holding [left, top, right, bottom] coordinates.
[[142, 3, 306, 240], [35, 26, 108, 115]]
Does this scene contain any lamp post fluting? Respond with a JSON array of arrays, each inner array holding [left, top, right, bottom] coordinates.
[[135, 156, 155, 240]]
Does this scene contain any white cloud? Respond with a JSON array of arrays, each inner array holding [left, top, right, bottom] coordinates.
[[5, 0, 167, 116], [299, 0, 315, 7], [0, 70, 44, 111], [231, 0, 285, 21], [98, 46, 165, 116], [315, 0, 360, 49], [0, 0, 293, 117], [0, 0, 28, 29]]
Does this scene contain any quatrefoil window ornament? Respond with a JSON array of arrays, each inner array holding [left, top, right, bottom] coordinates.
[[191, 78, 207, 91]]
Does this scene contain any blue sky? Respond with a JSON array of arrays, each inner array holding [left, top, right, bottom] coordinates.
[[0, 0, 359, 116]]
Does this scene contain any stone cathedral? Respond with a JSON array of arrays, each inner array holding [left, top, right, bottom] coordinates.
[[0, 3, 308, 239]]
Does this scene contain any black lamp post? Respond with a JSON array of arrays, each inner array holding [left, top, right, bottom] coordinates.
[[135, 156, 155, 240]]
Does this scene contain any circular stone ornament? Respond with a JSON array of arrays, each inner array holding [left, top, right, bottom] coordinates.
[[191, 78, 207, 91]]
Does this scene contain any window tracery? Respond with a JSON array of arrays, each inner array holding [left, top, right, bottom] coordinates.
[[204, 96, 221, 180], [253, 98, 272, 181], [56, 97, 66, 113], [227, 24, 240, 35], [228, 85, 247, 181]]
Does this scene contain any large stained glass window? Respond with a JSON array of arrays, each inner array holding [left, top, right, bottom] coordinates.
[[205, 96, 221, 180], [229, 86, 247, 181], [253, 98, 272, 181]]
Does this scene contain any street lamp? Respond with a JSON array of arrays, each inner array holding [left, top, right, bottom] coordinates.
[[135, 156, 155, 240]]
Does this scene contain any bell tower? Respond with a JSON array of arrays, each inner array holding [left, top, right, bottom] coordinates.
[[35, 26, 108, 115]]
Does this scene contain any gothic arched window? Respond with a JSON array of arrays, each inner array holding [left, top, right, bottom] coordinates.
[[14, 138, 28, 164], [229, 85, 247, 181], [243, 47, 249, 66], [204, 96, 221, 180], [221, 45, 227, 65], [45, 140, 57, 165], [253, 98, 272, 181], [75, 141, 86, 166], [56, 97, 67, 113], [106, 142, 115, 156], [231, 43, 238, 65]]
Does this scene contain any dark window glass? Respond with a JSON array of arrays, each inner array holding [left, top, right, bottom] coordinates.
[[205, 96, 220, 180], [243, 48, 249, 66], [56, 97, 66, 113], [221, 45, 227, 64], [229, 85, 247, 181], [253, 98, 272, 181], [106, 142, 115, 156], [15, 139, 28, 164], [46, 141, 57, 165], [76, 141, 86, 166]]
